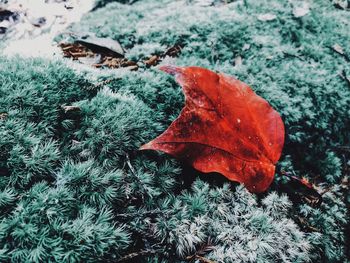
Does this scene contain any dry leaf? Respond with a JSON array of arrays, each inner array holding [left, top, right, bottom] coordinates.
[[75, 35, 124, 57], [141, 66, 285, 193]]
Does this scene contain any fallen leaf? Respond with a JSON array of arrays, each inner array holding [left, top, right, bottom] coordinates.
[[186, 255, 215, 263], [75, 35, 125, 57], [186, 239, 215, 262], [58, 42, 137, 70], [257, 13, 276, 21], [141, 66, 285, 193]]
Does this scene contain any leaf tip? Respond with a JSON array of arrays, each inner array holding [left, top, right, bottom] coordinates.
[[139, 141, 154, 151], [158, 65, 182, 75]]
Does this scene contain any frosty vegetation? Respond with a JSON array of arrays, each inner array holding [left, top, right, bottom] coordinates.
[[0, 0, 349, 262]]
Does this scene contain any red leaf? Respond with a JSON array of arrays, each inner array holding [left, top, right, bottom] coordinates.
[[141, 66, 285, 193]]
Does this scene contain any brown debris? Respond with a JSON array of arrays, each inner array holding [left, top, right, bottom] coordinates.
[[144, 55, 160, 67], [144, 44, 183, 67], [58, 42, 138, 70], [59, 42, 95, 59], [164, 44, 183, 57], [59, 41, 183, 70], [75, 35, 124, 57], [93, 57, 138, 70]]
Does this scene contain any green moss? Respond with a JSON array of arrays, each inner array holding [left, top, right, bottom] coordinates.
[[1, 0, 350, 261], [66, 0, 350, 261], [0, 55, 315, 262], [70, 0, 350, 184]]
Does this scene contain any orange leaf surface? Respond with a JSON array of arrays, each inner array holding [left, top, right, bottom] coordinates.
[[141, 66, 285, 193]]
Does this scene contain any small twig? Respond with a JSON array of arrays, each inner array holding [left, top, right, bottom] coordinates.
[[126, 154, 137, 175], [186, 239, 216, 263], [125, 154, 152, 199]]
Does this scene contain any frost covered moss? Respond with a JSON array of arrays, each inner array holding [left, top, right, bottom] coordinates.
[[153, 182, 311, 263], [0, 57, 314, 262], [66, 0, 349, 261], [71, 0, 350, 183], [1, 0, 350, 262]]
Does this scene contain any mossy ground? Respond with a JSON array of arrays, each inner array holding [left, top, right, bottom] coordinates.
[[1, 0, 349, 262]]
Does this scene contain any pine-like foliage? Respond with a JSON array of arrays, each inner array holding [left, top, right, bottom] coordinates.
[[1, 0, 350, 262], [151, 182, 311, 262], [71, 0, 350, 183], [0, 57, 312, 262], [67, 0, 350, 260]]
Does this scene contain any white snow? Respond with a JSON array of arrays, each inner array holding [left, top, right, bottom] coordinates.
[[2, 0, 94, 58]]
